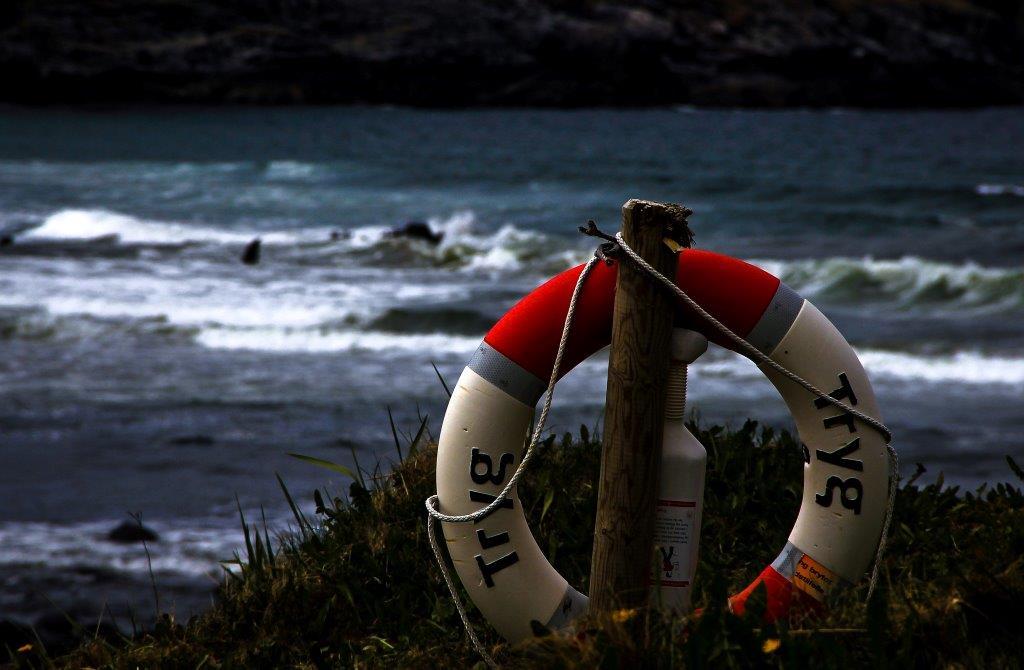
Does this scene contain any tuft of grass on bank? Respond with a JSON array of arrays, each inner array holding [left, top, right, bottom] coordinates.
[[24, 421, 1024, 668]]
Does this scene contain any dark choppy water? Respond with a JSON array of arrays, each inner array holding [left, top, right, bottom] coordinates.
[[1, 107, 1023, 629]]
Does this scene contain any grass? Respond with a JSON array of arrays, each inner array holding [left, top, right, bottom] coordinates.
[[12, 419, 1024, 668]]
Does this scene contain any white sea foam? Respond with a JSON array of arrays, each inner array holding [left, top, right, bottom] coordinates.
[[23, 209, 324, 245], [463, 245, 523, 272], [0, 269, 380, 329], [976, 183, 1024, 197], [686, 348, 1024, 387], [27, 209, 258, 245], [264, 160, 318, 180], [855, 349, 1024, 386], [195, 327, 481, 355]]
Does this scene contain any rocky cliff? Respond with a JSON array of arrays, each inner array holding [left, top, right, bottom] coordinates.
[[1, 0, 1022, 106]]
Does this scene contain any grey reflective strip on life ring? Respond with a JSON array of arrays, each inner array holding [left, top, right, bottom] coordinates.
[[770, 541, 805, 579], [543, 584, 588, 630], [468, 341, 547, 407], [745, 282, 804, 356]]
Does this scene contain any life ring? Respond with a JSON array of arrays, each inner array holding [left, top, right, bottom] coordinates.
[[435, 249, 889, 642]]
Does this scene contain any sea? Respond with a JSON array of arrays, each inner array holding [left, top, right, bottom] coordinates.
[[1, 106, 1022, 631]]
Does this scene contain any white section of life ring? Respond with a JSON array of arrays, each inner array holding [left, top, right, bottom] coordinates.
[[435, 367, 582, 642], [763, 301, 888, 581]]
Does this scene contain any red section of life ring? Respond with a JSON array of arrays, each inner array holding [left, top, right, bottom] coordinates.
[[485, 249, 781, 381]]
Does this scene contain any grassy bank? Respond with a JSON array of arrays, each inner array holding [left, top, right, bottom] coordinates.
[[21, 421, 1024, 668]]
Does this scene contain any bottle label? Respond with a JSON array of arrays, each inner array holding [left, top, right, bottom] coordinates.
[[652, 499, 696, 587]]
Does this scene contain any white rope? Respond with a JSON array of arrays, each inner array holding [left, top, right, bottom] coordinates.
[[425, 234, 899, 667], [611, 232, 898, 602], [425, 256, 601, 668]]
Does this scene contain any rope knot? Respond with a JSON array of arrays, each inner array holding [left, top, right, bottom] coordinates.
[[578, 220, 622, 265]]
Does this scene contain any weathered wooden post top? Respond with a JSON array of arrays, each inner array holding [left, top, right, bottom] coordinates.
[[589, 198, 693, 613]]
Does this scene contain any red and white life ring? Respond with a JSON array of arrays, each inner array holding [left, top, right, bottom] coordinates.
[[435, 249, 889, 642]]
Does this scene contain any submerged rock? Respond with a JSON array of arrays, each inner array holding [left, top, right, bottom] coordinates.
[[107, 521, 159, 544]]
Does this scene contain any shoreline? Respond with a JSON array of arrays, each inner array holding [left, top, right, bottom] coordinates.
[[4, 102, 1024, 113], [2, 1, 1022, 108]]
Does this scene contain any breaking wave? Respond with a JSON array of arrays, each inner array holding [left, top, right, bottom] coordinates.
[[756, 256, 1024, 312], [336, 210, 583, 272], [23, 209, 313, 245], [855, 349, 1024, 386], [18, 208, 585, 272], [25, 210, 1024, 314]]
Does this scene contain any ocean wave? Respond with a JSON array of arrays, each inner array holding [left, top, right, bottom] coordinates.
[[337, 210, 583, 272], [193, 319, 1024, 387], [975, 183, 1024, 197], [264, 160, 319, 180], [0, 518, 256, 578], [688, 348, 1024, 387], [18, 208, 584, 272], [0, 303, 483, 355], [0, 271, 382, 330], [366, 307, 497, 335], [0, 159, 252, 183], [0, 255, 481, 348], [13, 210, 1024, 343], [856, 349, 1024, 385], [530, 346, 1024, 390], [195, 327, 481, 354], [22, 209, 316, 246], [755, 256, 1024, 311]]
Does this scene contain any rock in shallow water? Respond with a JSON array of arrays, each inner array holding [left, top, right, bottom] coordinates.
[[241, 238, 261, 265], [107, 521, 159, 544], [388, 222, 443, 245]]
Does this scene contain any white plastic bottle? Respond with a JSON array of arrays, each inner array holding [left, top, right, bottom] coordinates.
[[652, 328, 708, 613]]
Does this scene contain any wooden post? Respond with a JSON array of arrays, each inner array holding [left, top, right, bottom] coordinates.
[[589, 199, 690, 614]]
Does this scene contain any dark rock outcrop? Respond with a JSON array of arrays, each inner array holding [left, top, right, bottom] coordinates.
[[167, 434, 216, 446], [241, 238, 261, 265], [0, 0, 1021, 107], [388, 222, 443, 245], [107, 521, 159, 544]]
